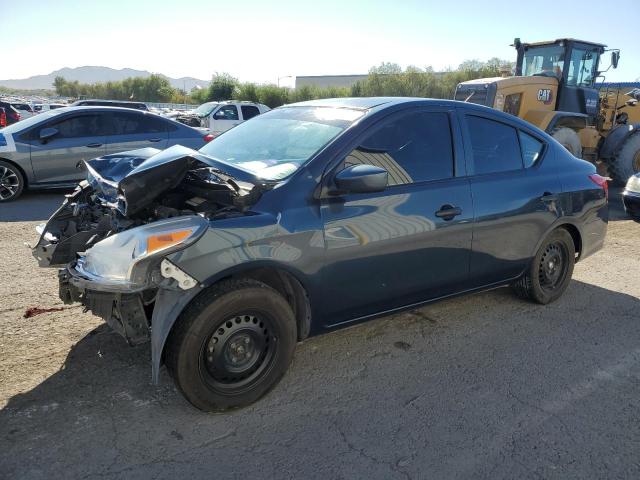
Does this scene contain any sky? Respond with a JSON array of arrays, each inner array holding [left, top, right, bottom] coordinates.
[[2, 0, 638, 87]]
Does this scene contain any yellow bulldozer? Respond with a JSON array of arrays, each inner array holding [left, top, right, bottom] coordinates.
[[454, 38, 640, 183]]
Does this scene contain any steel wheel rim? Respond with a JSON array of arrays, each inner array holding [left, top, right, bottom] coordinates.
[[0, 166, 19, 200], [199, 312, 277, 393], [538, 242, 568, 292]]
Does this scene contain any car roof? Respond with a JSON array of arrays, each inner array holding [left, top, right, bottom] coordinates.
[[286, 97, 464, 110], [1, 105, 197, 134], [72, 99, 146, 105]]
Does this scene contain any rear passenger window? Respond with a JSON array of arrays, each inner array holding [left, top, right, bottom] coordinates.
[[466, 115, 523, 174], [110, 112, 166, 134], [345, 111, 454, 185], [518, 131, 544, 167], [241, 105, 260, 120]]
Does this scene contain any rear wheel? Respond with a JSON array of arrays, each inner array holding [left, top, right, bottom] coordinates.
[[512, 228, 575, 304], [0, 160, 24, 202], [166, 279, 297, 411], [552, 127, 582, 158], [608, 133, 640, 185]]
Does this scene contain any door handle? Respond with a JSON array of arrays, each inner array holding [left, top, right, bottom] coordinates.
[[435, 204, 462, 220], [86, 143, 102, 148], [148, 138, 162, 143], [540, 192, 558, 202]]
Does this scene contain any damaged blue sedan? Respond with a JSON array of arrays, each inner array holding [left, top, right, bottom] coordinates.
[[33, 98, 608, 411]]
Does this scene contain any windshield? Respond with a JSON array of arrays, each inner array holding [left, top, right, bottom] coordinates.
[[193, 102, 219, 117], [199, 106, 364, 180], [522, 45, 565, 78], [0, 107, 70, 133]]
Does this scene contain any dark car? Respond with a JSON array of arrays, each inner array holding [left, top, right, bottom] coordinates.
[[623, 173, 640, 220], [0, 106, 213, 201], [33, 97, 608, 411], [0, 101, 21, 125], [71, 99, 149, 111]]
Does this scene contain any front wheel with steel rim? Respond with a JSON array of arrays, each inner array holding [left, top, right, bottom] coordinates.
[[0, 160, 24, 202], [166, 278, 297, 411], [512, 228, 575, 304]]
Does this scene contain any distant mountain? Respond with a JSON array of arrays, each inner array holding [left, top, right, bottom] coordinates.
[[0, 66, 209, 91]]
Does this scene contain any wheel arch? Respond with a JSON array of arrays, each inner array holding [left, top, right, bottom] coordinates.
[[0, 157, 28, 187], [532, 221, 583, 264], [151, 262, 314, 384], [543, 112, 589, 134]]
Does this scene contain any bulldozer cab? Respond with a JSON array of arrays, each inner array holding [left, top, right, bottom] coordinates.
[[514, 38, 605, 117]]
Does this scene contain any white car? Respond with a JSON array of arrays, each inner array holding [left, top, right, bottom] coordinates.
[[33, 103, 67, 113], [178, 101, 270, 136], [10, 102, 37, 119]]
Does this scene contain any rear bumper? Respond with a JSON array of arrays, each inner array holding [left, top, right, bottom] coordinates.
[[622, 190, 640, 219], [59, 266, 151, 345]]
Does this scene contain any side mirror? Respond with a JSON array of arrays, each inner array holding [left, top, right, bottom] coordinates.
[[611, 51, 620, 69], [626, 98, 638, 108], [334, 164, 388, 194], [39, 127, 58, 142]]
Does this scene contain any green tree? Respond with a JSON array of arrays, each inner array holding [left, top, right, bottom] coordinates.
[[207, 73, 238, 101]]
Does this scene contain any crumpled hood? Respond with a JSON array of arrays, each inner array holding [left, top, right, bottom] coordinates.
[[84, 144, 265, 216]]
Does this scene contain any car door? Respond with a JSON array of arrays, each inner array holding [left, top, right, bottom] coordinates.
[[29, 113, 108, 184], [105, 111, 169, 154], [458, 110, 562, 286], [210, 104, 241, 135], [320, 108, 474, 325]]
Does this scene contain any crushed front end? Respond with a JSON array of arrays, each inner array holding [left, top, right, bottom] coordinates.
[[32, 145, 264, 348]]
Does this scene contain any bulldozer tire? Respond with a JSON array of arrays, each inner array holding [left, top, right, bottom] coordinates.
[[608, 133, 640, 185], [552, 127, 583, 158]]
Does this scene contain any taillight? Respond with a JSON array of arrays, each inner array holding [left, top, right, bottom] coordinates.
[[589, 173, 609, 200], [203, 134, 214, 142]]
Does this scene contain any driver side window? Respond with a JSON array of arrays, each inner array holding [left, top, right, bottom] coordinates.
[[214, 105, 239, 120], [343, 111, 454, 186]]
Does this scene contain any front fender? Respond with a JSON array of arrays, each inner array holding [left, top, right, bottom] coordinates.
[[150, 286, 203, 384]]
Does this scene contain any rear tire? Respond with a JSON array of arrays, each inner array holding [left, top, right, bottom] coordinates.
[[608, 133, 640, 185], [0, 160, 24, 202], [166, 279, 297, 412], [552, 127, 583, 158], [512, 228, 575, 304]]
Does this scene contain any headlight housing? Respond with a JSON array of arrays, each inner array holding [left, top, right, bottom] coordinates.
[[625, 175, 640, 194], [76, 215, 208, 288]]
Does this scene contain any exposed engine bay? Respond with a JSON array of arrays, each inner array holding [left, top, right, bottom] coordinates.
[[32, 145, 265, 268]]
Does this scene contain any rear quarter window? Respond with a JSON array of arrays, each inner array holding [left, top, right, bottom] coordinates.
[[518, 131, 545, 167]]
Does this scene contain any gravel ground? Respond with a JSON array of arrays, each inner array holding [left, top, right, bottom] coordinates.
[[1, 189, 639, 480]]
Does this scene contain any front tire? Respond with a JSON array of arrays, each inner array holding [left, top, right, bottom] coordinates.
[[0, 160, 24, 202], [166, 279, 297, 412], [512, 228, 575, 304], [551, 127, 582, 158]]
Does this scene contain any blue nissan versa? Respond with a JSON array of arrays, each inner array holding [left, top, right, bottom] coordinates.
[[32, 97, 608, 411]]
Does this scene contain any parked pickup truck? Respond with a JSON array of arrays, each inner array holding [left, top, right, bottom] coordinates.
[[175, 101, 270, 137]]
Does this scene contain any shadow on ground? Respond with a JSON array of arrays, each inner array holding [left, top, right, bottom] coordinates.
[[1, 280, 639, 479], [0, 190, 70, 222]]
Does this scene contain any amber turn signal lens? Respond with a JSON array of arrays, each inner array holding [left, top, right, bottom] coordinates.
[[146, 229, 192, 254]]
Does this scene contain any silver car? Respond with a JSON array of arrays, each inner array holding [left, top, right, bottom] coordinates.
[[0, 106, 212, 201]]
